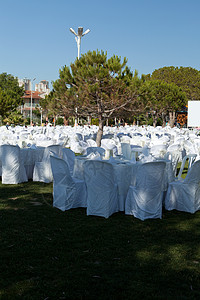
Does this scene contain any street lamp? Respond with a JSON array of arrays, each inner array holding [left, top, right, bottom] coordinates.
[[69, 26, 90, 59], [69, 27, 90, 126], [39, 107, 43, 126], [30, 78, 36, 125]]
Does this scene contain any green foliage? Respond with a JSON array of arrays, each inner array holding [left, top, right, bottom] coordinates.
[[137, 113, 148, 125], [56, 117, 64, 125], [3, 111, 25, 125], [53, 50, 139, 121], [139, 79, 187, 117], [151, 66, 200, 100], [91, 118, 99, 125], [40, 91, 62, 126], [0, 73, 24, 118], [53, 50, 141, 145]]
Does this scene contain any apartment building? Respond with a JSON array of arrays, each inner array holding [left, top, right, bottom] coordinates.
[[21, 90, 41, 118], [35, 80, 50, 98], [18, 79, 50, 118]]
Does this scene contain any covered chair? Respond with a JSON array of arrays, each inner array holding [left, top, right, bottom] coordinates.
[[62, 148, 75, 176], [149, 144, 168, 159], [33, 145, 62, 183], [125, 161, 166, 220], [101, 139, 118, 157], [164, 150, 180, 177], [165, 160, 200, 213], [121, 143, 132, 160], [86, 146, 105, 158], [1, 145, 28, 184], [50, 156, 87, 211], [177, 154, 197, 180], [84, 160, 119, 218]]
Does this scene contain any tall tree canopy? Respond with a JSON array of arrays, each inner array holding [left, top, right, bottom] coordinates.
[[150, 66, 200, 100], [40, 90, 62, 126], [139, 80, 187, 127], [53, 50, 140, 145], [0, 73, 24, 122]]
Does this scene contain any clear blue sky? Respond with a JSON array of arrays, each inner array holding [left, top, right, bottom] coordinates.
[[0, 0, 199, 89]]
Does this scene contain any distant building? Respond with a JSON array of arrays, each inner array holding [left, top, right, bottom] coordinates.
[[18, 79, 50, 121], [21, 90, 42, 118], [35, 80, 50, 98], [18, 78, 31, 91]]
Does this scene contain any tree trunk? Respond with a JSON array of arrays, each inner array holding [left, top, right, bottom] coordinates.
[[169, 111, 176, 128], [162, 114, 166, 127], [64, 116, 69, 125], [96, 117, 104, 147], [153, 115, 157, 127]]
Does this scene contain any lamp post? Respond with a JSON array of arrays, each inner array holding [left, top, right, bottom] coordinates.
[[69, 27, 90, 126], [40, 107, 43, 126], [30, 78, 36, 125], [69, 26, 90, 59]]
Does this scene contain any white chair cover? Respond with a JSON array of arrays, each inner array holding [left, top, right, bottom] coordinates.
[[149, 144, 167, 158], [86, 147, 105, 158], [121, 143, 132, 160], [33, 145, 62, 183], [50, 156, 87, 211], [101, 139, 118, 156], [21, 147, 45, 179], [165, 160, 200, 213], [125, 161, 166, 220], [62, 148, 75, 176], [177, 154, 197, 180], [84, 160, 119, 218], [164, 150, 180, 177], [1, 145, 28, 184]]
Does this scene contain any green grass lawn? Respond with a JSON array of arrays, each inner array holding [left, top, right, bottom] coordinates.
[[0, 170, 200, 299]]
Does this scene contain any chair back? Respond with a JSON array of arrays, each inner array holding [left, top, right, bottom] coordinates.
[[84, 160, 118, 218], [184, 160, 200, 184], [121, 143, 131, 160], [84, 160, 116, 189], [62, 148, 75, 175], [135, 161, 166, 190], [177, 154, 197, 180], [1, 144, 28, 184], [50, 155, 74, 186], [86, 147, 105, 157], [164, 150, 180, 176], [42, 145, 62, 162]]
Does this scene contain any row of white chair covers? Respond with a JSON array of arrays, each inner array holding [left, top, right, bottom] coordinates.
[[1, 125, 200, 157]]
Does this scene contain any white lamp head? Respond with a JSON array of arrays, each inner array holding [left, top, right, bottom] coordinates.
[[82, 28, 90, 36], [69, 28, 77, 36]]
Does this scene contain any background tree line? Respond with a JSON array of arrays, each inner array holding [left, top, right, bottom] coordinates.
[[1, 50, 200, 145]]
